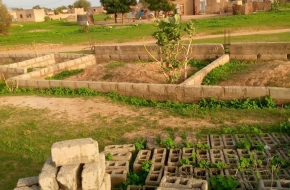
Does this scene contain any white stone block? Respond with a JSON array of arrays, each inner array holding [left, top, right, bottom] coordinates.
[[56, 164, 81, 190], [103, 173, 111, 190], [17, 176, 39, 187], [14, 185, 40, 190], [82, 163, 103, 190], [51, 138, 99, 167], [38, 158, 59, 190]]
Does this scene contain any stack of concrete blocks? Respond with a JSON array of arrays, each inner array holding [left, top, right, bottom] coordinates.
[[260, 133, 278, 149], [104, 144, 135, 188], [14, 176, 39, 190], [222, 134, 236, 149], [210, 134, 225, 149], [133, 150, 152, 173], [40, 138, 110, 190], [145, 148, 166, 186], [167, 149, 181, 166], [157, 176, 208, 190], [0, 53, 40, 65]]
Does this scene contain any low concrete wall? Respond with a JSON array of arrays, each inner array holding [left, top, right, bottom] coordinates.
[[13, 80, 290, 104], [181, 54, 230, 85], [11, 55, 96, 80], [0, 53, 42, 65], [94, 44, 225, 63], [0, 53, 87, 80], [230, 42, 290, 61]]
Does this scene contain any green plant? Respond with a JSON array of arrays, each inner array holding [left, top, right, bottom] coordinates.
[[145, 15, 195, 83], [105, 153, 113, 161], [216, 160, 228, 169], [196, 143, 210, 150], [141, 160, 152, 173], [27, 68, 34, 73], [209, 175, 240, 190], [160, 137, 175, 150], [45, 69, 84, 80], [198, 160, 210, 168], [44, 16, 50, 22], [236, 139, 251, 150], [179, 158, 190, 166], [134, 140, 145, 152]]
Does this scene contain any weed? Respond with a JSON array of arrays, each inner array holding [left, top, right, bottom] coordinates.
[[209, 175, 240, 190], [179, 158, 191, 166], [105, 153, 113, 161], [160, 137, 175, 150], [196, 143, 210, 150], [45, 69, 84, 80], [236, 139, 251, 150], [134, 140, 145, 152]]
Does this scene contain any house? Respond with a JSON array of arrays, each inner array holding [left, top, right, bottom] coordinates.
[[16, 9, 45, 22], [9, 11, 17, 22], [88, 6, 105, 14]]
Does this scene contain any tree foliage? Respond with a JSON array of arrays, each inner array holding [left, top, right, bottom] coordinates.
[[0, 0, 12, 36], [138, 0, 149, 9], [100, 0, 137, 23], [74, 0, 91, 11], [145, 0, 175, 12]]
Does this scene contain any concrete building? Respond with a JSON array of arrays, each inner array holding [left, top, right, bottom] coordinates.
[[16, 9, 45, 22], [88, 6, 105, 14]]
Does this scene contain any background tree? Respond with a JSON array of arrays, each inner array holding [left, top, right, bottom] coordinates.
[[101, 0, 137, 23], [74, 0, 91, 11], [68, 5, 74, 9], [145, 0, 175, 16], [0, 0, 12, 36], [33, 5, 41, 9]]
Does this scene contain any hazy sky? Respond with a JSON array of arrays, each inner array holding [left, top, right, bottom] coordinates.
[[3, 0, 101, 9]]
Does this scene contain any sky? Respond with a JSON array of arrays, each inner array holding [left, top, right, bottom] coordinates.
[[2, 0, 101, 9]]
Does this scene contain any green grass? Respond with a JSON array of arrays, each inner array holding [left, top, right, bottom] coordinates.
[[45, 69, 84, 80], [1, 10, 290, 47]]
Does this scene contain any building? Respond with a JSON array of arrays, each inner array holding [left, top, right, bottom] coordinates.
[[88, 6, 105, 14], [16, 9, 45, 22]]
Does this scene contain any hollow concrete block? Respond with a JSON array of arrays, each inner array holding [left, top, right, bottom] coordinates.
[[133, 150, 151, 173], [49, 80, 62, 88], [269, 87, 290, 104], [164, 166, 178, 177], [222, 134, 236, 149], [210, 134, 224, 149], [202, 86, 224, 99], [61, 81, 76, 89], [51, 138, 99, 167], [106, 161, 129, 171], [106, 169, 127, 188], [145, 164, 164, 186], [104, 144, 135, 154], [75, 81, 89, 89], [245, 86, 269, 99], [56, 164, 81, 190], [88, 82, 104, 92]]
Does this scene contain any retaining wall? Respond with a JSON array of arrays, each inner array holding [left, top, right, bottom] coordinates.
[[94, 44, 225, 63], [0, 53, 41, 65], [0, 53, 86, 80], [181, 54, 230, 85], [230, 42, 290, 61], [10, 54, 96, 80]]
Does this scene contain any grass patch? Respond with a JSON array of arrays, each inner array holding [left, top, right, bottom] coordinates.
[[45, 69, 84, 80], [105, 61, 126, 69], [202, 60, 256, 85]]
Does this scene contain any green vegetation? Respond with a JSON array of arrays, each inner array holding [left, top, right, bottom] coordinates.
[[1, 10, 290, 47], [202, 60, 256, 85], [209, 175, 240, 190], [45, 69, 84, 80]]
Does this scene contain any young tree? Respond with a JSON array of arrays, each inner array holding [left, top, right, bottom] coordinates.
[[101, 0, 137, 23], [74, 0, 91, 11], [0, 0, 12, 36], [145, 0, 175, 12]]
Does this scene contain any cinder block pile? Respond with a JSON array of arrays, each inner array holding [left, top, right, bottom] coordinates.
[[14, 138, 110, 190]]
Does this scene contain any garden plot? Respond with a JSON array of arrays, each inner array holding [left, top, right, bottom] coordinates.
[[216, 60, 290, 88]]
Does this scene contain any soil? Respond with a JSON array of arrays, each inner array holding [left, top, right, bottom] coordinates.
[[65, 62, 196, 84], [218, 60, 290, 87]]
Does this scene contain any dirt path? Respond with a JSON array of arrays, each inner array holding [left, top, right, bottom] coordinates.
[[1, 28, 290, 54]]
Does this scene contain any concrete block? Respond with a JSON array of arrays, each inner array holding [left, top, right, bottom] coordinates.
[[126, 185, 142, 190], [103, 173, 111, 190], [104, 144, 135, 154], [222, 134, 236, 149], [210, 134, 224, 149], [223, 149, 239, 168], [37, 80, 50, 89], [194, 168, 208, 180], [88, 82, 104, 92], [38, 157, 59, 190], [259, 180, 281, 190], [51, 138, 99, 167], [167, 149, 181, 166], [223, 86, 246, 100], [209, 168, 224, 177], [18, 79, 28, 87], [196, 149, 209, 164], [48, 80, 62, 88], [178, 165, 193, 178], [148, 84, 166, 95], [107, 151, 132, 162], [152, 148, 166, 165], [260, 133, 278, 149], [159, 176, 208, 190], [133, 150, 151, 173], [102, 82, 118, 92], [146, 136, 158, 151], [105, 161, 129, 171], [271, 133, 288, 147], [210, 149, 225, 164], [246, 134, 263, 149], [164, 166, 178, 177], [17, 176, 39, 187], [269, 87, 290, 104], [202, 85, 224, 99], [75, 81, 89, 89], [26, 80, 39, 88], [62, 81, 77, 89], [106, 169, 127, 188], [183, 86, 202, 102], [82, 162, 103, 190], [280, 180, 290, 189], [145, 164, 164, 186], [260, 54, 287, 61], [56, 164, 81, 190], [117, 82, 133, 93], [245, 86, 269, 99]]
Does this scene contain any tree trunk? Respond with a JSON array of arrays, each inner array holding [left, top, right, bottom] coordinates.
[[122, 13, 124, 24], [114, 13, 117, 23]]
